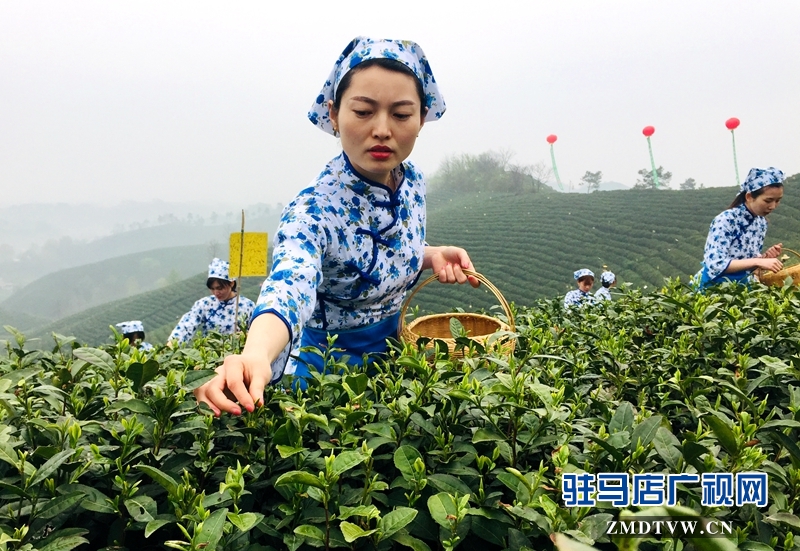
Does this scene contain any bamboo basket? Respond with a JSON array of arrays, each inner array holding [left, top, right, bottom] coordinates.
[[756, 248, 800, 287], [399, 270, 515, 357]]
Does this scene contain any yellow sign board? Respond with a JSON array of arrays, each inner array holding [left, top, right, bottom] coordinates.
[[229, 232, 268, 277]]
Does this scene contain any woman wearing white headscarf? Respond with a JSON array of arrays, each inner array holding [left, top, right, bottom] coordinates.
[[564, 269, 595, 309], [694, 167, 785, 290], [594, 271, 616, 301], [115, 320, 154, 351], [195, 37, 478, 416], [168, 258, 256, 345]]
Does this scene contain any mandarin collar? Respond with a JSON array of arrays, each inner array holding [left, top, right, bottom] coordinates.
[[341, 151, 406, 198]]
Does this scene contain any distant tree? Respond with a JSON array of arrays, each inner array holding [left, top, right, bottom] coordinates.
[[430, 150, 545, 194], [633, 166, 672, 189], [580, 170, 603, 193], [527, 161, 553, 191], [679, 177, 698, 190], [207, 239, 220, 258]]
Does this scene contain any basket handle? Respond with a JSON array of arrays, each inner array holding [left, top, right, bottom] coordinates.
[[755, 247, 800, 279], [398, 269, 516, 335]]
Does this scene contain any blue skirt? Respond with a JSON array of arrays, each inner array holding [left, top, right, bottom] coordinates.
[[696, 264, 752, 291], [291, 312, 400, 390]]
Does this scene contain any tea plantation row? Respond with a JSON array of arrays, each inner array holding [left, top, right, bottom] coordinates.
[[1, 279, 799, 550]]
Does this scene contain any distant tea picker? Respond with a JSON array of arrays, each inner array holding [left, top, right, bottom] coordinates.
[[564, 269, 595, 308], [694, 167, 785, 290], [168, 258, 256, 346], [115, 320, 153, 351], [594, 269, 616, 301]]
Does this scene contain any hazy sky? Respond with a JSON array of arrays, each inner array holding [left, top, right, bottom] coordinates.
[[2, 1, 798, 207]]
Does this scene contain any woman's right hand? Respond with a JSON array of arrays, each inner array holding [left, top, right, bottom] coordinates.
[[758, 257, 784, 273], [194, 353, 273, 417], [193, 312, 289, 417]]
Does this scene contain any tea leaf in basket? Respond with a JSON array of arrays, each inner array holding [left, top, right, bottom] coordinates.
[[450, 317, 469, 339]]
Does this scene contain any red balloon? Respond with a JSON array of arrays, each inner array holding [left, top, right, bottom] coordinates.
[[642, 126, 655, 137], [725, 117, 740, 130], [546, 134, 557, 144]]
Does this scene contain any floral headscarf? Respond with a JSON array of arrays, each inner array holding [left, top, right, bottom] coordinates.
[[308, 36, 445, 135], [600, 271, 616, 285], [116, 321, 144, 334], [740, 167, 785, 194], [574, 269, 595, 280]]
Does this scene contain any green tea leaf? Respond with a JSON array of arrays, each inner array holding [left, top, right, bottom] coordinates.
[[294, 524, 326, 541], [331, 450, 366, 476], [609, 402, 635, 433], [629, 414, 663, 451], [765, 513, 800, 529], [340, 521, 377, 543], [196, 507, 228, 550], [125, 495, 157, 522], [473, 427, 506, 443], [427, 474, 472, 497], [73, 348, 114, 371], [704, 414, 739, 456], [275, 471, 325, 489], [106, 399, 152, 415], [427, 492, 457, 528], [394, 445, 423, 479], [145, 518, 172, 538], [28, 449, 74, 487], [37, 492, 83, 520], [653, 427, 682, 471], [392, 532, 432, 551], [378, 507, 417, 540], [136, 464, 179, 494], [127, 359, 160, 393], [38, 534, 90, 551], [182, 369, 217, 391], [228, 512, 264, 532]]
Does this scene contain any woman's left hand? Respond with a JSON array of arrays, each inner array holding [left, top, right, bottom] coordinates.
[[423, 246, 480, 287], [763, 243, 783, 259]]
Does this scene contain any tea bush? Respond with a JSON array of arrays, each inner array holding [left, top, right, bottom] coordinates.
[[1, 279, 799, 551]]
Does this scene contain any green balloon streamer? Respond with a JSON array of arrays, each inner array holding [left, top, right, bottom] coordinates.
[[731, 130, 740, 187], [550, 144, 563, 190], [646, 136, 659, 189]]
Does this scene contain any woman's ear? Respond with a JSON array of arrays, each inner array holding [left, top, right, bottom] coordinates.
[[327, 99, 338, 125]]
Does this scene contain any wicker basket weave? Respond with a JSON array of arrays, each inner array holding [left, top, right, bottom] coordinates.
[[757, 248, 800, 287], [399, 270, 515, 357]]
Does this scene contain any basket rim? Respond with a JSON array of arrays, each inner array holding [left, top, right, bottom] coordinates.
[[404, 312, 510, 332], [398, 270, 515, 337]]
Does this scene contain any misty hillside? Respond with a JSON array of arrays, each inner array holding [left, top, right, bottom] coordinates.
[[0, 204, 281, 292], [1, 245, 214, 321]]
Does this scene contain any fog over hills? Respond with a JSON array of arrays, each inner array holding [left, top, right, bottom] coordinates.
[[0, 200, 282, 297]]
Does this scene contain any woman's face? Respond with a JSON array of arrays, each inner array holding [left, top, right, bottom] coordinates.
[[209, 281, 235, 302], [746, 186, 783, 217], [329, 65, 425, 187], [578, 277, 594, 292]]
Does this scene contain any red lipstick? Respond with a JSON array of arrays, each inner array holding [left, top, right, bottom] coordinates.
[[369, 145, 392, 160]]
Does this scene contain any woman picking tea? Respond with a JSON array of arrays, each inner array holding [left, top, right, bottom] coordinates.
[[694, 167, 785, 290], [195, 37, 479, 416]]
